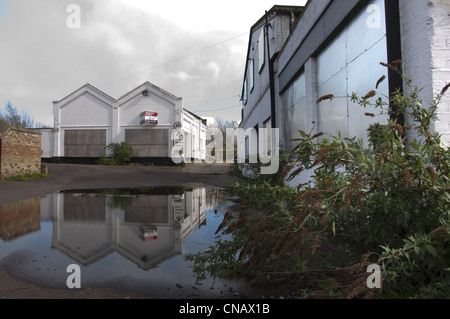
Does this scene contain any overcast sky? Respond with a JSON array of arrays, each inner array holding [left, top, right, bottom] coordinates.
[[0, 0, 307, 127]]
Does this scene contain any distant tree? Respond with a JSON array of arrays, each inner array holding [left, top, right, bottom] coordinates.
[[0, 118, 8, 131], [0, 101, 48, 129], [215, 118, 239, 131], [205, 118, 239, 160]]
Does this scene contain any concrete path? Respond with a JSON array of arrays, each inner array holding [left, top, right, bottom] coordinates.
[[0, 163, 239, 205]]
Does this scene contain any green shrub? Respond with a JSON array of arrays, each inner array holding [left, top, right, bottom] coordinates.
[[186, 66, 449, 299], [98, 142, 133, 166], [4, 173, 48, 181]]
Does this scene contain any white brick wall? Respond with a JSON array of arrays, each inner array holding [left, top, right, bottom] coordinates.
[[399, 0, 450, 146], [431, 1, 450, 146]]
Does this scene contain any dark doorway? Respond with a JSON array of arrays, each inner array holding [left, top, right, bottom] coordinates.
[[0, 139, 2, 181]]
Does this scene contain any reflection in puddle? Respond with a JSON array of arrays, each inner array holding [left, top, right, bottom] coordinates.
[[0, 197, 41, 241], [0, 186, 250, 298], [55, 187, 208, 270]]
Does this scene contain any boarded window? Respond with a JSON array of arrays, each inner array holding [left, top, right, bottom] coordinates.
[[63, 193, 106, 222], [125, 129, 169, 157], [124, 196, 169, 224], [64, 130, 106, 157]]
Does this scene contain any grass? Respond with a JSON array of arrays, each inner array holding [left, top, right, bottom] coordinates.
[[3, 173, 49, 182]]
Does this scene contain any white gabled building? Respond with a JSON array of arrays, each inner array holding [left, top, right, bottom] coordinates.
[[43, 81, 206, 164]]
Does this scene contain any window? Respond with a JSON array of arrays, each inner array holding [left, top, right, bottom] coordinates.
[[283, 72, 307, 151], [316, 0, 388, 144], [254, 124, 259, 156], [249, 59, 254, 92], [263, 118, 272, 156], [258, 29, 265, 72], [245, 136, 249, 161], [243, 79, 248, 105]]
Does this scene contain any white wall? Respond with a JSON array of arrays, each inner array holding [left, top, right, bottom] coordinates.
[[119, 93, 175, 127], [60, 93, 113, 127], [40, 128, 54, 159], [182, 111, 207, 161], [399, 0, 450, 146]]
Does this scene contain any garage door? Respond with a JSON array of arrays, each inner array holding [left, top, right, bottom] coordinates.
[[125, 129, 168, 157], [64, 130, 106, 157]]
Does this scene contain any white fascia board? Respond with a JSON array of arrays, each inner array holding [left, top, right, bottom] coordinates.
[[55, 83, 115, 109], [116, 81, 182, 107]]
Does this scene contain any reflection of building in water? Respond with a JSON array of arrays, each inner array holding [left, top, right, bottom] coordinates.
[[203, 188, 229, 212], [0, 197, 41, 241], [45, 187, 208, 270]]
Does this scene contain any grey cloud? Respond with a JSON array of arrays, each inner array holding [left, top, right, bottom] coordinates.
[[0, 0, 245, 126]]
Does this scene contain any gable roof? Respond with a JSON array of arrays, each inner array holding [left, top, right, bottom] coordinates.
[[54, 81, 183, 109], [116, 81, 183, 107], [53, 83, 116, 105]]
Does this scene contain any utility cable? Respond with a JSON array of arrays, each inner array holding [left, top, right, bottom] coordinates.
[[98, 32, 249, 89]]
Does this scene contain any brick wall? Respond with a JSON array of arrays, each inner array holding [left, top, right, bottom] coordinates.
[[0, 127, 42, 180]]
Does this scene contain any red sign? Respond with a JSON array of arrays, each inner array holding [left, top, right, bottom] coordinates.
[[140, 111, 158, 125], [140, 111, 158, 118]]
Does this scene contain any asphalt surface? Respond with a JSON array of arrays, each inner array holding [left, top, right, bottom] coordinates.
[[0, 163, 248, 299], [0, 163, 239, 206]]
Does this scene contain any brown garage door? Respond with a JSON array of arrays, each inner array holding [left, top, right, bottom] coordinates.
[[64, 130, 106, 157], [124, 196, 169, 223], [125, 129, 168, 157]]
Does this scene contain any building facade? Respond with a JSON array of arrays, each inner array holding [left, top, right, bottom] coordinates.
[[43, 82, 207, 164], [0, 127, 42, 180], [240, 5, 305, 142], [240, 0, 449, 183]]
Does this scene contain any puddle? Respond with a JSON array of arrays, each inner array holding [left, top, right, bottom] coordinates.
[[0, 186, 256, 298]]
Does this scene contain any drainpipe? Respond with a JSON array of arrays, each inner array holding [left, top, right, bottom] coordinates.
[[265, 11, 277, 129], [384, 0, 404, 126]]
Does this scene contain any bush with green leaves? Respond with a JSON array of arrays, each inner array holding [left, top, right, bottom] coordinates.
[[98, 142, 133, 166], [186, 64, 449, 299]]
